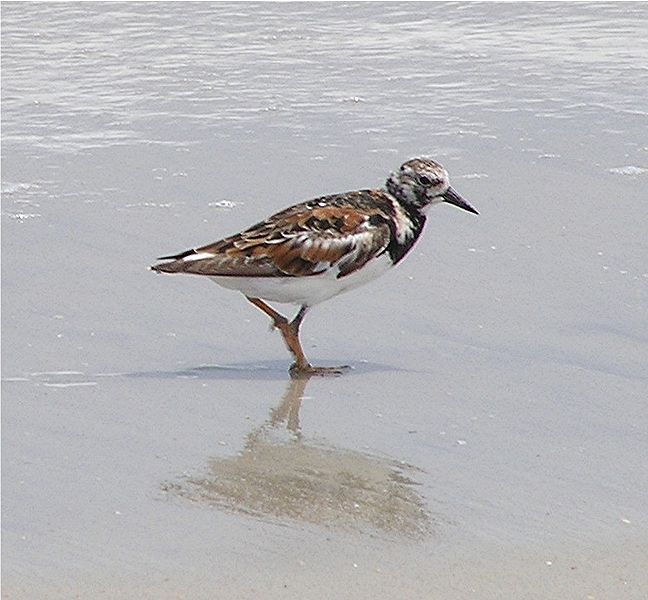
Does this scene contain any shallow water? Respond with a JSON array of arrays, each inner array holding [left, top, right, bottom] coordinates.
[[2, 3, 648, 598]]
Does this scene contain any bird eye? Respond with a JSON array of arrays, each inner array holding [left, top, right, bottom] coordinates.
[[418, 175, 437, 186]]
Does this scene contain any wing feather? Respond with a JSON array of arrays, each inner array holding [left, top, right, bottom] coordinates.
[[151, 192, 394, 278]]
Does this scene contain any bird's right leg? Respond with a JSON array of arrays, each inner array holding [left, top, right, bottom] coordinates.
[[245, 297, 349, 378]]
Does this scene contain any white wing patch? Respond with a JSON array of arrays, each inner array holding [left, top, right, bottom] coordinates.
[[182, 251, 217, 262]]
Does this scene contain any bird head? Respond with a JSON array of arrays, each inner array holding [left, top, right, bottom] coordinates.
[[386, 157, 478, 215]]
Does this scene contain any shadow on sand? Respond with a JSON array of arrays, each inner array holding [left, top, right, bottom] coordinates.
[[128, 359, 403, 381]]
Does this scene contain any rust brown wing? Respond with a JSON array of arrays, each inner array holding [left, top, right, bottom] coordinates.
[[151, 194, 392, 279]]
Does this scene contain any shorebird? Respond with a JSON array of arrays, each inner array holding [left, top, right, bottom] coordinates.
[[151, 157, 478, 377]]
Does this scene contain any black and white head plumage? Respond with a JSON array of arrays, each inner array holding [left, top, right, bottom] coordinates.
[[386, 158, 477, 215]]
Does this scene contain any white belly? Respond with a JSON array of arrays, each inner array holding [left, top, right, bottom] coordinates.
[[209, 254, 394, 306]]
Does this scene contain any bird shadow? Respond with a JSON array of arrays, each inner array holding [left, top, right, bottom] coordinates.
[[126, 359, 404, 382]]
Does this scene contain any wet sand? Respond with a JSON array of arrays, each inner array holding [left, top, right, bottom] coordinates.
[[4, 339, 648, 598], [3, 365, 647, 598], [2, 3, 648, 598]]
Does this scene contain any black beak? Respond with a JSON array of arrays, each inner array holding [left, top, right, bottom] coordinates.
[[442, 187, 479, 215]]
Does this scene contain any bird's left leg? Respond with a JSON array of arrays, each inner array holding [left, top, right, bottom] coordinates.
[[245, 297, 311, 372], [245, 297, 349, 378]]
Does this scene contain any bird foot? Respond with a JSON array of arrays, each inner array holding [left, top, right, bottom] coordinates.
[[289, 363, 351, 379]]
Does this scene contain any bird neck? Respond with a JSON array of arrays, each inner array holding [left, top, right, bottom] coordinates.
[[387, 173, 412, 204], [385, 172, 428, 211], [383, 193, 426, 265], [384, 177, 426, 232]]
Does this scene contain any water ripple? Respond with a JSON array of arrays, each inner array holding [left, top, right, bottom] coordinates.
[[2, 3, 647, 154]]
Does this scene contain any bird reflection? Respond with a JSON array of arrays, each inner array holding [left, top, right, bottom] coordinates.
[[267, 374, 307, 435], [163, 376, 430, 538]]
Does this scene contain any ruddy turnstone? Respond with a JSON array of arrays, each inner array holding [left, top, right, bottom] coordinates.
[[151, 157, 478, 377]]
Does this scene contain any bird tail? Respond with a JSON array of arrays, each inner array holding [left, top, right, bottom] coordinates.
[[150, 249, 196, 274], [150, 260, 180, 274]]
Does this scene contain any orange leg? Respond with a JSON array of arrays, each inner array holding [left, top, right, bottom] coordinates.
[[245, 297, 349, 378]]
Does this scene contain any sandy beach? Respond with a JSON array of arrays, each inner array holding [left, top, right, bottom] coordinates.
[[3, 3, 647, 598]]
